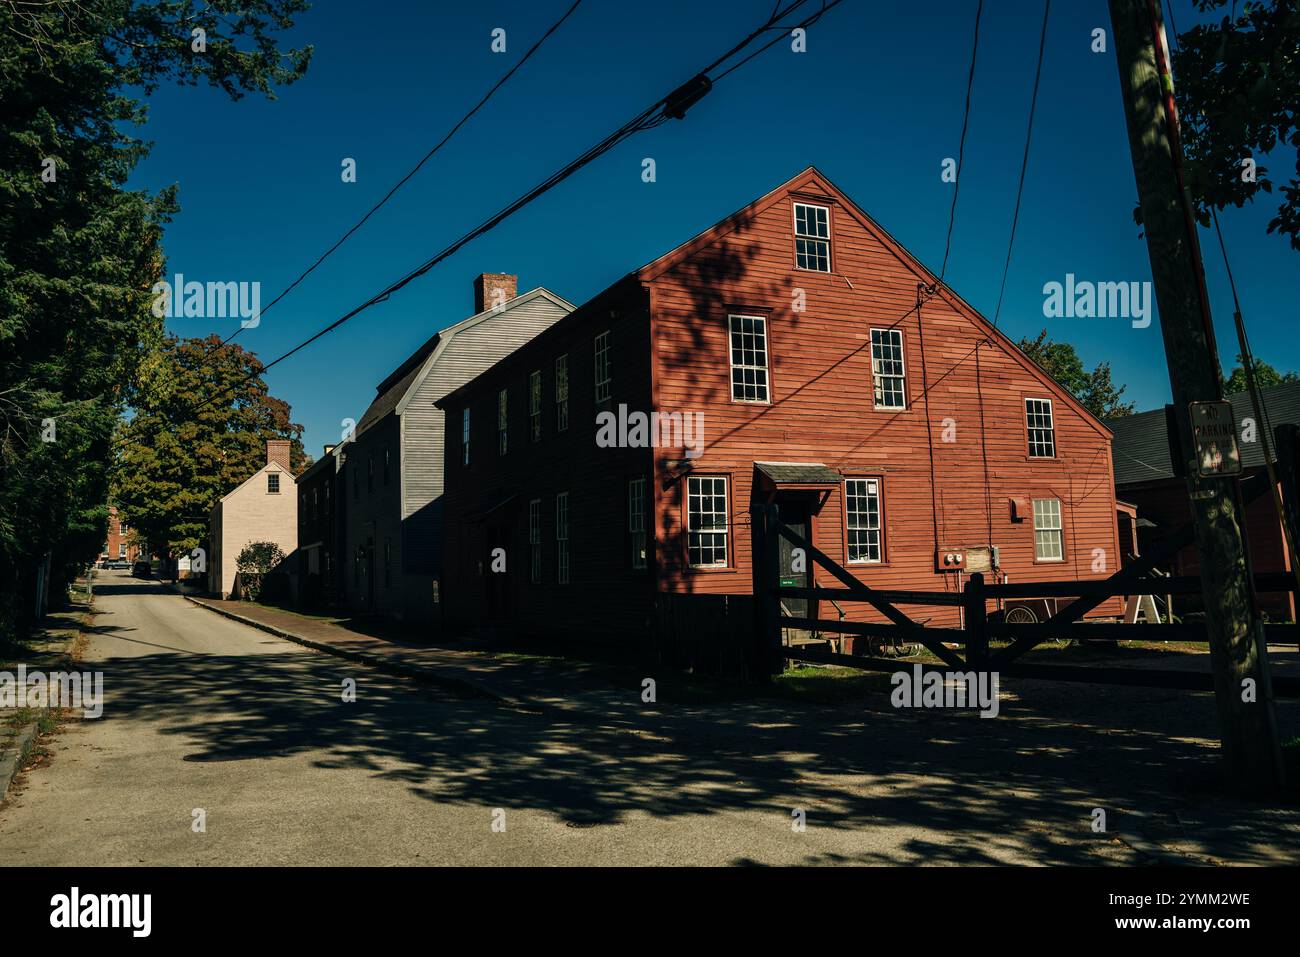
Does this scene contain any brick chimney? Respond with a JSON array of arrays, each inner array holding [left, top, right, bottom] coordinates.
[[473, 273, 517, 313], [266, 439, 292, 471]]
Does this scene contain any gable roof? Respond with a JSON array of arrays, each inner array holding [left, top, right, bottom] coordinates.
[[437, 167, 1118, 437], [1108, 380, 1300, 486], [218, 460, 292, 507], [436, 274, 642, 410], [640, 165, 1113, 439], [353, 286, 574, 438]]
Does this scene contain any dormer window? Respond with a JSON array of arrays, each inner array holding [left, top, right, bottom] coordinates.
[[793, 202, 831, 272]]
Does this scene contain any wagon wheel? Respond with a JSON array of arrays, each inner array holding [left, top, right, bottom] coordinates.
[[1004, 605, 1071, 649]]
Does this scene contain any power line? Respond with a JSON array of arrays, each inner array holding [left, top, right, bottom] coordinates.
[[196, 0, 586, 363], [991, 0, 1051, 327], [937, 0, 984, 284], [167, 0, 845, 429]]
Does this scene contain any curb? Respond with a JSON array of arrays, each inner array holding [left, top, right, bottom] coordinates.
[[0, 722, 40, 803], [181, 595, 535, 710]]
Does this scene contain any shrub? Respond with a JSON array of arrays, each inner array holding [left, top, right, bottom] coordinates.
[[234, 542, 286, 601]]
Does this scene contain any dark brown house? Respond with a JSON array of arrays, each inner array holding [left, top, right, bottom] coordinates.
[[437, 168, 1122, 654], [295, 445, 342, 608], [1109, 381, 1300, 621]]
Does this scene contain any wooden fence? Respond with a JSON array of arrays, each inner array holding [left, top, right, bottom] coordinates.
[[750, 503, 1300, 695]]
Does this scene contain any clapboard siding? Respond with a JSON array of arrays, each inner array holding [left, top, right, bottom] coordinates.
[[439, 283, 656, 639], [337, 288, 571, 623], [439, 167, 1123, 644], [400, 292, 572, 575], [648, 169, 1121, 624]]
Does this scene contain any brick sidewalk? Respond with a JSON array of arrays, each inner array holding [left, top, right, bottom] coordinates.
[[183, 595, 647, 716]]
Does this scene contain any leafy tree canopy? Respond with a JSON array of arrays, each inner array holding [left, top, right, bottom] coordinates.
[[1222, 352, 1300, 393], [0, 2, 311, 640], [1167, 0, 1300, 249], [114, 335, 309, 560], [1017, 330, 1137, 419]]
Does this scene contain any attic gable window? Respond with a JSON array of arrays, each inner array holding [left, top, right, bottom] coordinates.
[[1026, 398, 1056, 457], [793, 202, 831, 272], [267, 473, 280, 494]]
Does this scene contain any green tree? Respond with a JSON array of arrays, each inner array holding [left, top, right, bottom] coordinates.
[[114, 335, 309, 564], [1017, 330, 1137, 419], [235, 541, 286, 601], [1221, 352, 1300, 393], [1166, 0, 1300, 249], [0, 2, 311, 643]]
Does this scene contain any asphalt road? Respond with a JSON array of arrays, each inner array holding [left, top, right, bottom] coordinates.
[[2, 571, 1296, 865]]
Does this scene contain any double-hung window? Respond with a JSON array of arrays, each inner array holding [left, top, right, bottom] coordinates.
[[628, 477, 647, 570], [529, 499, 542, 584], [529, 370, 542, 442], [461, 408, 471, 465], [497, 389, 508, 456], [729, 314, 770, 402], [594, 332, 611, 404], [870, 328, 906, 409], [845, 478, 883, 563], [556, 492, 570, 584], [268, 473, 280, 494], [1026, 398, 1056, 457], [555, 354, 569, 432], [793, 202, 831, 272], [686, 476, 728, 567], [1033, 498, 1064, 561]]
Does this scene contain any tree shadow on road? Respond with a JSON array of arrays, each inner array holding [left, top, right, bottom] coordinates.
[[79, 625, 1300, 865]]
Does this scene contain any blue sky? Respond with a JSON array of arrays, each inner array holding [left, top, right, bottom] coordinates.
[[126, 0, 1297, 458]]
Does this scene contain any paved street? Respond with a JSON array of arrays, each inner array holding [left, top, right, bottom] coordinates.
[[2, 571, 1298, 866]]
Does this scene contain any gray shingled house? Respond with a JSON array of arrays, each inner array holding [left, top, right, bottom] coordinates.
[[338, 274, 572, 625]]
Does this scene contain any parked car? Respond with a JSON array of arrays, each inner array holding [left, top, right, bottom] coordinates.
[[132, 560, 152, 578]]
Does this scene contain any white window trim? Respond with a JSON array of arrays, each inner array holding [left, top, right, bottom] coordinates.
[[1032, 497, 1064, 562], [1026, 397, 1057, 458], [728, 313, 771, 404], [686, 475, 729, 568], [792, 201, 832, 272], [844, 477, 883, 564], [870, 327, 907, 410]]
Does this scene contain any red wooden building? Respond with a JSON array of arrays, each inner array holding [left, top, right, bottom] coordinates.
[[101, 506, 141, 565], [437, 168, 1121, 654]]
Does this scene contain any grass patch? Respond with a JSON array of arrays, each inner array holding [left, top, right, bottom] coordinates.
[[770, 664, 894, 703], [2, 706, 58, 736]]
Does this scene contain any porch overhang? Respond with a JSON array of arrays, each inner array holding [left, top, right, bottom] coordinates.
[[753, 461, 843, 493]]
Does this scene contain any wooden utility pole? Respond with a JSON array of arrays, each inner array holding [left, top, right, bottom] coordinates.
[[1108, 0, 1284, 792]]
